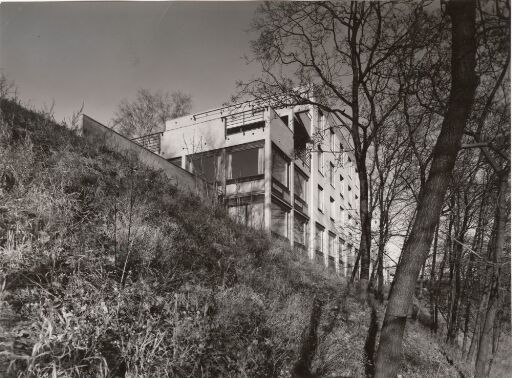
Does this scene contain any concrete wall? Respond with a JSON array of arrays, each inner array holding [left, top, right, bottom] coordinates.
[[80, 115, 206, 196], [162, 105, 268, 161]]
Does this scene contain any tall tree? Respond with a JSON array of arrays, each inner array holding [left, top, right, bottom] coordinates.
[[240, 1, 426, 297], [112, 88, 192, 138], [373, 0, 478, 376]]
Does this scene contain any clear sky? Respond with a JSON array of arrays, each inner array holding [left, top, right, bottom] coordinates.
[[0, 1, 261, 125]]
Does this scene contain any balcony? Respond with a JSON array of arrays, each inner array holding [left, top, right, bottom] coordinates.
[[223, 108, 265, 136], [294, 148, 311, 170], [131, 132, 162, 155]]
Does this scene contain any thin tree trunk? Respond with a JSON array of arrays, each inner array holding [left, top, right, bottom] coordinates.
[[474, 173, 509, 377], [486, 320, 502, 377], [373, 2, 478, 376], [429, 223, 439, 331]]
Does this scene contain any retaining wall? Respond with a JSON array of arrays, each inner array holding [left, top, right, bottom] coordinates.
[[80, 115, 207, 196]]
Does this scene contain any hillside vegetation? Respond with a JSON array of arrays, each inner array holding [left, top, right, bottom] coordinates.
[[0, 98, 462, 377]]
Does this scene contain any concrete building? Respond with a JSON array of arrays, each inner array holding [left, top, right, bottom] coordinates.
[[134, 101, 361, 276]]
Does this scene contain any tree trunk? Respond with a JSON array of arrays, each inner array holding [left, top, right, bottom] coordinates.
[[373, 2, 478, 376], [429, 223, 439, 331], [474, 172, 508, 377], [377, 241, 385, 302], [358, 165, 372, 300]]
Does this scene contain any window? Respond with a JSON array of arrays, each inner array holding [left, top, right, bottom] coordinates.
[[346, 244, 353, 273], [339, 238, 345, 275], [318, 185, 324, 212], [318, 111, 325, 132], [317, 150, 324, 175], [271, 201, 289, 238], [339, 206, 344, 223], [330, 197, 335, 221], [228, 147, 264, 180], [329, 163, 335, 187], [328, 233, 336, 257], [294, 168, 308, 201], [228, 200, 264, 229], [315, 223, 324, 253], [330, 129, 335, 152], [272, 146, 290, 188], [328, 232, 336, 271], [294, 213, 309, 247], [189, 153, 220, 183]]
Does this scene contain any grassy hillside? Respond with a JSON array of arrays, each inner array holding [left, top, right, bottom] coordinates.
[[0, 98, 462, 377]]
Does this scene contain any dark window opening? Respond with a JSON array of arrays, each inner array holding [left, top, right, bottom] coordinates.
[[226, 120, 265, 136], [228, 147, 263, 180], [272, 146, 290, 188]]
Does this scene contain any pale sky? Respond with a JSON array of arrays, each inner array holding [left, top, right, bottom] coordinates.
[[0, 1, 261, 125]]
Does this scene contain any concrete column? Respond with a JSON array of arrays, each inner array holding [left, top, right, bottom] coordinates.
[[289, 109, 295, 249], [324, 233, 329, 268], [264, 108, 272, 233], [308, 105, 317, 261], [335, 238, 340, 275], [289, 161, 295, 248]]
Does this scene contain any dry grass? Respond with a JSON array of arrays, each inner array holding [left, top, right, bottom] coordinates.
[[0, 98, 464, 377]]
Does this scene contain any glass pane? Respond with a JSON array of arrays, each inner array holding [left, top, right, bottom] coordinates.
[[328, 234, 336, 256], [294, 170, 307, 200], [294, 215, 308, 246], [193, 154, 217, 183], [248, 201, 264, 229], [271, 202, 289, 237], [272, 148, 289, 187], [229, 205, 247, 225], [229, 148, 260, 179], [315, 225, 323, 252]]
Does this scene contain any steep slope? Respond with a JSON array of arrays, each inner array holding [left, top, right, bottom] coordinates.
[[0, 98, 461, 377]]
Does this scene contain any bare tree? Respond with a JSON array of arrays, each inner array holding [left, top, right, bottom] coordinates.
[[240, 1, 427, 298], [112, 88, 192, 138], [373, 1, 479, 376]]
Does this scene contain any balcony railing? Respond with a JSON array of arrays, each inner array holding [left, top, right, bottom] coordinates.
[[223, 108, 265, 136], [294, 148, 311, 169], [131, 132, 162, 154]]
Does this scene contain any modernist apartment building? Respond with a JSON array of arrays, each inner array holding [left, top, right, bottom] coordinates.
[[134, 102, 361, 276]]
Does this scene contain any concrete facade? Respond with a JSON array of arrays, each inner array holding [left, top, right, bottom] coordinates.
[[156, 102, 361, 276]]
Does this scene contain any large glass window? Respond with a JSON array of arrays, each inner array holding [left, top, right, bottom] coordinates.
[[271, 201, 289, 238], [330, 129, 336, 152], [272, 147, 290, 188], [228, 147, 264, 180], [190, 153, 220, 183], [329, 162, 335, 187], [294, 213, 309, 247], [294, 168, 308, 201], [228, 200, 265, 229]]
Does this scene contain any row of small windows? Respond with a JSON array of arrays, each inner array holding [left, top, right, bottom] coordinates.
[[314, 222, 358, 273], [317, 185, 358, 227]]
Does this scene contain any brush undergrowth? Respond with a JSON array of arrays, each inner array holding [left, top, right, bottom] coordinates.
[[0, 98, 462, 377]]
